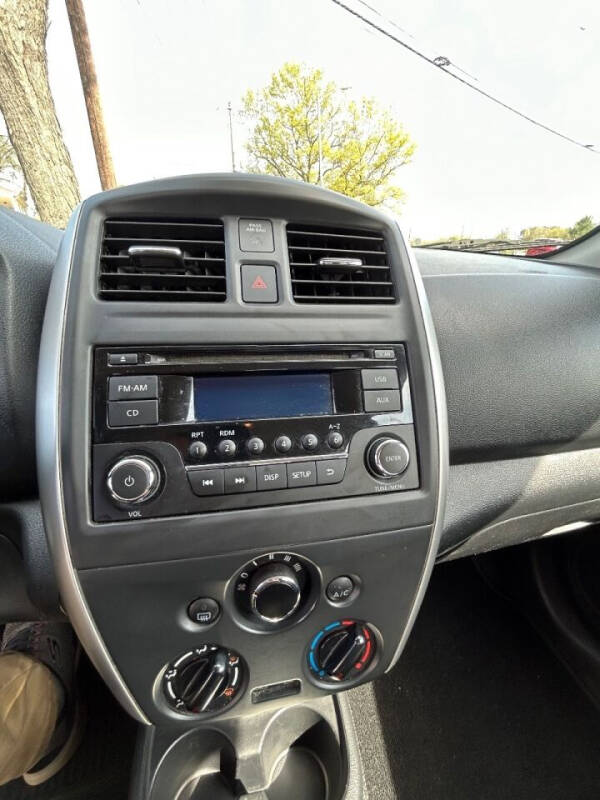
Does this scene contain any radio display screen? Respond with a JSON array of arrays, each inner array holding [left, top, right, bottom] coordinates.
[[193, 372, 333, 422]]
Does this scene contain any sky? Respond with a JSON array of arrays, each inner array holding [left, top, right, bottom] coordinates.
[[29, 0, 600, 238]]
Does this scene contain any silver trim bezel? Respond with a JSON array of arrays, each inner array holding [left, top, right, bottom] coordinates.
[[386, 219, 449, 669], [36, 205, 150, 724]]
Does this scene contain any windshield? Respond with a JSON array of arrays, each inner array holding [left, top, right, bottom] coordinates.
[[0, 0, 598, 254]]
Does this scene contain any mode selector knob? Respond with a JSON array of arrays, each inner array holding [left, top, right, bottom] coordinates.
[[106, 455, 160, 505], [367, 438, 410, 478], [249, 563, 302, 623]]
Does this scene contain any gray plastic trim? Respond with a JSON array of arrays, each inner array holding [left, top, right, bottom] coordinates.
[[36, 205, 150, 725], [386, 221, 449, 669]]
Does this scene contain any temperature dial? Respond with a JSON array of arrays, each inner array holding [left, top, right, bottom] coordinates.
[[307, 620, 376, 684], [163, 645, 244, 715]]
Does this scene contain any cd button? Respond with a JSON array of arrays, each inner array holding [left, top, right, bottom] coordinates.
[[287, 461, 317, 487], [217, 439, 237, 458], [256, 464, 288, 490], [224, 466, 257, 494], [187, 469, 224, 496], [108, 399, 158, 427]]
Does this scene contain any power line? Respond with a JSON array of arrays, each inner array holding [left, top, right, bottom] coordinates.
[[330, 0, 598, 155]]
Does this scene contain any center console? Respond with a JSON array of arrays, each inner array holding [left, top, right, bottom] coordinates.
[[37, 174, 447, 798]]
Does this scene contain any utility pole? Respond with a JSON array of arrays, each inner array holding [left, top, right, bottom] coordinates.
[[65, 0, 116, 190], [227, 101, 236, 172]]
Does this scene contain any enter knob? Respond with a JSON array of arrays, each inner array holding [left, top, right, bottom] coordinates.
[[249, 563, 302, 623], [367, 437, 410, 478]]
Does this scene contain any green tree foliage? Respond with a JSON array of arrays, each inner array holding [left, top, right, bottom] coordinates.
[[519, 224, 569, 240], [242, 63, 415, 209], [568, 215, 595, 239]]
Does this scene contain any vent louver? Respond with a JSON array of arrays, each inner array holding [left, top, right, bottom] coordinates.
[[98, 218, 226, 302], [287, 224, 396, 304]]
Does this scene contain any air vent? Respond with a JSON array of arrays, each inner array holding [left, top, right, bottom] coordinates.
[[287, 224, 396, 304], [98, 218, 226, 302]]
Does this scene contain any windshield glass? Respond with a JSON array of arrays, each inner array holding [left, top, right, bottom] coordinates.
[[0, 0, 598, 253]]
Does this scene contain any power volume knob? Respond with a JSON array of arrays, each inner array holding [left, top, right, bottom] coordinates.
[[367, 438, 410, 478], [249, 563, 302, 624], [106, 455, 161, 505]]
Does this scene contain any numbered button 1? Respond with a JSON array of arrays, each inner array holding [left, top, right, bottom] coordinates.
[[217, 439, 237, 458]]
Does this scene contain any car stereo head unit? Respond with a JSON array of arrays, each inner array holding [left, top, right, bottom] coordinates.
[[92, 344, 419, 522]]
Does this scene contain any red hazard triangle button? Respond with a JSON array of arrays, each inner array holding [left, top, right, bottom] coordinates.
[[242, 265, 278, 303]]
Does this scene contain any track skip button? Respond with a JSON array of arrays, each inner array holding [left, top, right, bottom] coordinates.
[[224, 466, 257, 494], [187, 469, 224, 496]]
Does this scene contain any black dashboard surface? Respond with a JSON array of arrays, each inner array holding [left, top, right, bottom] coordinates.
[[1, 209, 599, 562]]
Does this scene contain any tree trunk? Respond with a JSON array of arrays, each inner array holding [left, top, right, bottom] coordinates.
[[65, 0, 116, 191], [0, 0, 80, 228]]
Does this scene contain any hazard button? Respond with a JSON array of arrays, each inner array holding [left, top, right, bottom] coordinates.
[[241, 264, 278, 304]]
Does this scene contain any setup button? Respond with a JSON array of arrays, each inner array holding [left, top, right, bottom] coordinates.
[[287, 461, 317, 487]]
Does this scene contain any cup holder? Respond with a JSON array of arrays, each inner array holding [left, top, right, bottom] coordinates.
[[149, 705, 345, 800], [149, 730, 240, 800]]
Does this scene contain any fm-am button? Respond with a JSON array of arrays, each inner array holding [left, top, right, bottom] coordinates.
[[108, 375, 158, 400]]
